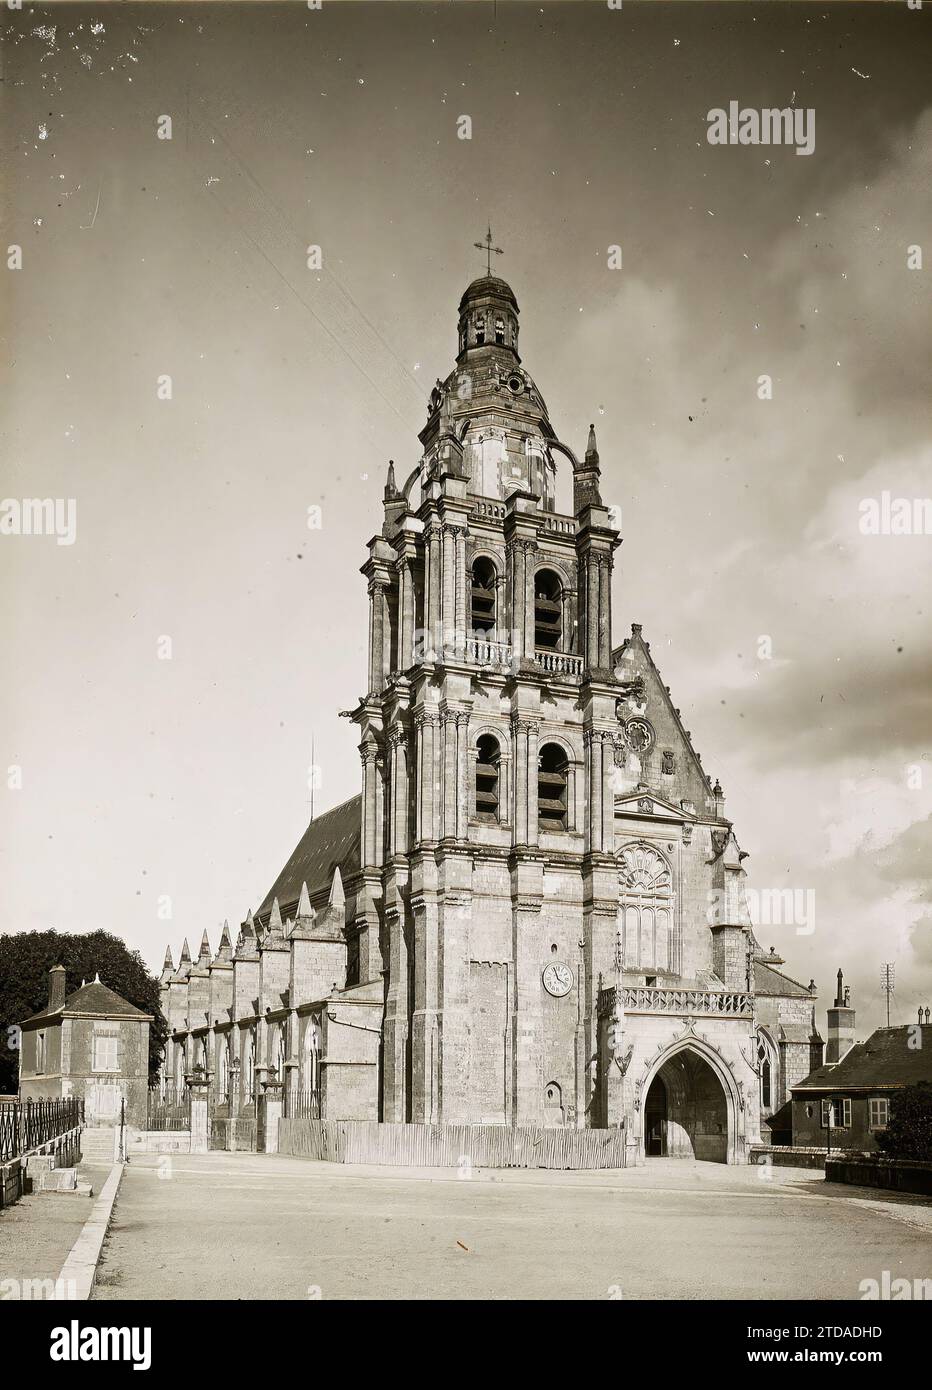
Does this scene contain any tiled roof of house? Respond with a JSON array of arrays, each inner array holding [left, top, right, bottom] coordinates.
[[23, 978, 152, 1025], [257, 793, 362, 924], [792, 1025, 932, 1093]]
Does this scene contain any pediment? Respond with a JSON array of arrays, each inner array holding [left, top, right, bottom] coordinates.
[[614, 791, 696, 822]]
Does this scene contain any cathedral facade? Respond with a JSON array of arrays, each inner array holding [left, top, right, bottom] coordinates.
[[160, 271, 822, 1163]]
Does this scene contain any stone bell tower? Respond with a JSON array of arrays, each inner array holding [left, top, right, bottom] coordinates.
[[349, 250, 626, 1128]]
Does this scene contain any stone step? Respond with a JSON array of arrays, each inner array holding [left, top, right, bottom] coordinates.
[[25, 1154, 55, 1174], [80, 1128, 117, 1161], [34, 1167, 77, 1192]]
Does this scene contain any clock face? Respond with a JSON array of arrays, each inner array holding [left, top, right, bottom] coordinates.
[[542, 962, 574, 997]]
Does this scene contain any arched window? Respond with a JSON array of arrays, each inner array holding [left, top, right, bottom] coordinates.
[[757, 1032, 777, 1113], [618, 844, 674, 972], [475, 734, 501, 823], [538, 743, 568, 831], [218, 1038, 230, 1100], [534, 569, 562, 650], [303, 1016, 321, 1115], [470, 557, 497, 633], [475, 314, 485, 346], [244, 1030, 256, 1102], [494, 316, 505, 345]]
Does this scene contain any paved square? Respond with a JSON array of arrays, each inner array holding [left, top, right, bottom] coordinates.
[[91, 1154, 932, 1300]]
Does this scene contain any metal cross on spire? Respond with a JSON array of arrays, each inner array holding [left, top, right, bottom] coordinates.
[[473, 225, 503, 276]]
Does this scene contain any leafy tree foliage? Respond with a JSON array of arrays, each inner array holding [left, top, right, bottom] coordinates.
[[875, 1081, 932, 1162], [0, 930, 167, 1093]]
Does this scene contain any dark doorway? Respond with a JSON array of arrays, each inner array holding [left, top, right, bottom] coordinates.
[[644, 1074, 668, 1156]]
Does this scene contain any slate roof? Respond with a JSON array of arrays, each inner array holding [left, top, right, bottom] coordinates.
[[792, 1026, 932, 1093], [22, 979, 152, 1026], [257, 794, 362, 923], [753, 960, 814, 999]]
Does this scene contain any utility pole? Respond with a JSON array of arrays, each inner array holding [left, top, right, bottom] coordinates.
[[881, 962, 895, 1027]]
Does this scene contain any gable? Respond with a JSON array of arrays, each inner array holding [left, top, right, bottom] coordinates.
[[612, 626, 718, 815]]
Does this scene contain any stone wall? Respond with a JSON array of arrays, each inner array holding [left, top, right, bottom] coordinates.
[[749, 1144, 827, 1170], [825, 1154, 932, 1196], [0, 1126, 82, 1210]]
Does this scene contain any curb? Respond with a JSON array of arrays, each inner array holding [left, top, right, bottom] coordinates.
[[56, 1161, 125, 1300]]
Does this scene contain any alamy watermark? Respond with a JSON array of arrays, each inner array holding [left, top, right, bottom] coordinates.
[[0, 498, 76, 546], [707, 102, 815, 157], [859, 492, 932, 536], [859, 1271, 932, 1300], [708, 887, 816, 936]]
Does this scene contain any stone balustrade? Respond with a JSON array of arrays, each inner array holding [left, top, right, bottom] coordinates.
[[599, 985, 754, 1018]]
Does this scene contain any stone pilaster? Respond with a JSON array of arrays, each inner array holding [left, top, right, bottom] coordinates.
[[381, 889, 410, 1123], [409, 854, 441, 1123], [510, 854, 544, 1125], [437, 850, 473, 1122]]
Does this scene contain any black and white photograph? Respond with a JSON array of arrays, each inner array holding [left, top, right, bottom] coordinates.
[[1, 0, 930, 1355]]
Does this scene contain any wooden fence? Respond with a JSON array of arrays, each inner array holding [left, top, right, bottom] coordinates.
[[278, 1119, 626, 1169]]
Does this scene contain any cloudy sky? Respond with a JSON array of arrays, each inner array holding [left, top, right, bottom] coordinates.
[[1, 1, 930, 1035]]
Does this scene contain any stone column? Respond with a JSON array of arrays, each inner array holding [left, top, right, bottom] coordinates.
[[598, 553, 613, 668], [188, 1078, 209, 1154], [416, 712, 440, 843], [455, 711, 469, 840], [510, 540, 527, 663], [414, 713, 425, 844], [512, 717, 529, 846], [601, 730, 616, 850], [442, 524, 456, 653], [368, 578, 387, 693], [392, 728, 409, 855], [586, 557, 599, 669], [524, 542, 537, 660], [426, 523, 442, 656], [527, 720, 540, 848], [383, 584, 393, 683], [454, 526, 467, 654], [362, 744, 379, 867], [399, 556, 414, 670], [585, 730, 604, 854], [499, 750, 511, 827], [259, 1078, 284, 1154]]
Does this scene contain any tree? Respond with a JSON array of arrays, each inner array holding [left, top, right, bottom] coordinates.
[[0, 929, 168, 1093], [875, 1082, 932, 1162]]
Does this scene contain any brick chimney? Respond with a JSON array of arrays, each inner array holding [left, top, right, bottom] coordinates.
[[825, 968, 856, 1063], [47, 964, 66, 1011]]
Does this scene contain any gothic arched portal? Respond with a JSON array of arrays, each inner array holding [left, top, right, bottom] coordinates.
[[640, 1042, 734, 1164]]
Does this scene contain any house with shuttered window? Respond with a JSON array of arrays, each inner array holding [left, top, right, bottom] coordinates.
[[18, 966, 152, 1129], [791, 1020, 932, 1152]]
